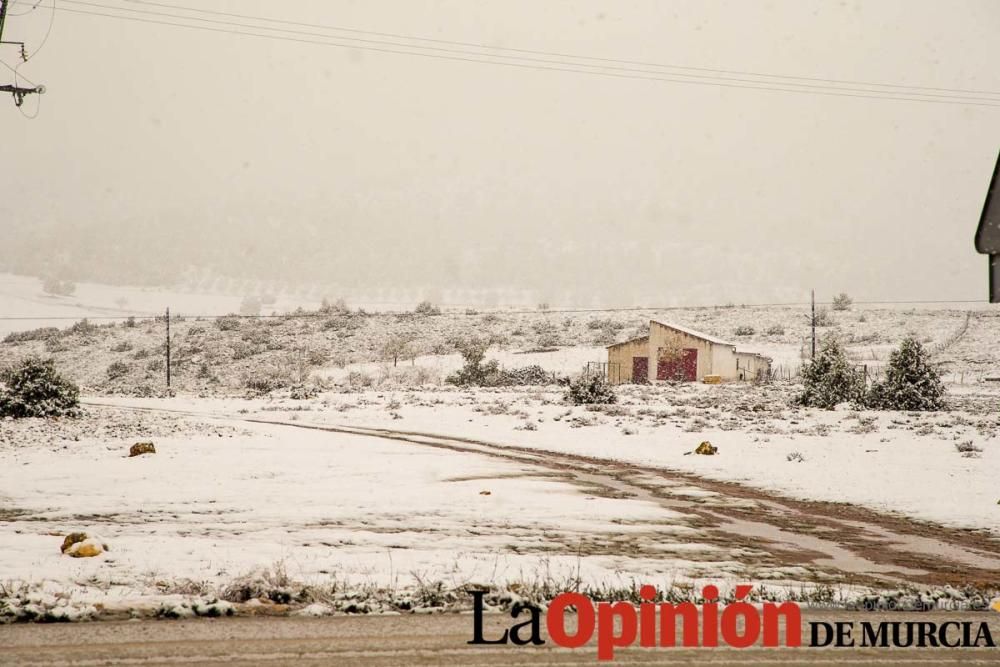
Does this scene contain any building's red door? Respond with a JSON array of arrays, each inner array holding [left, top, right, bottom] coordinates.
[[632, 356, 648, 383], [657, 348, 698, 382]]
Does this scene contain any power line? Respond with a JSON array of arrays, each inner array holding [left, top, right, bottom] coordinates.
[[0, 298, 988, 322], [59, 0, 1000, 104], [117, 0, 1000, 99], [56, 2, 1000, 108], [7, 0, 43, 17], [0, 56, 35, 84]]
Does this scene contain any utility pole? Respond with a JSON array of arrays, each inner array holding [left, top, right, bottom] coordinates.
[[810, 289, 816, 360], [0, 0, 46, 107], [0, 0, 9, 44], [165, 307, 171, 388]]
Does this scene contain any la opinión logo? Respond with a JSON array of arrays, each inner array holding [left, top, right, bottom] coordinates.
[[469, 584, 800, 660], [468, 586, 999, 661]]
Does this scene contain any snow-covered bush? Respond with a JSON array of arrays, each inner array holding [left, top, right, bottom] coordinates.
[[796, 337, 863, 410], [832, 293, 853, 311], [42, 277, 76, 297], [566, 373, 616, 405], [0, 356, 80, 419], [443, 337, 495, 385], [734, 325, 755, 336], [813, 308, 833, 327], [106, 360, 131, 380], [215, 315, 242, 331], [3, 327, 60, 344], [865, 336, 945, 411], [414, 301, 441, 316]]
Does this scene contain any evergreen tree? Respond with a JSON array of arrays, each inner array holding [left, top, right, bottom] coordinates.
[[797, 337, 863, 409], [0, 356, 80, 419], [566, 373, 617, 405], [866, 337, 945, 411]]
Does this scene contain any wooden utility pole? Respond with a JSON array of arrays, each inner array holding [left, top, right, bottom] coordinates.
[[165, 307, 171, 388], [0, 0, 8, 43], [0, 0, 46, 107], [811, 289, 816, 360]]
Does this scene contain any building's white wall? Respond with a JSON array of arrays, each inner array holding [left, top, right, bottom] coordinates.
[[606, 336, 649, 384], [607, 321, 767, 383], [711, 345, 738, 379], [735, 352, 772, 380]]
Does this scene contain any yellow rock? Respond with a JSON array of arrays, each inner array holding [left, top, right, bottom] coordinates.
[[694, 441, 718, 455], [991, 598, 1000, 613], [129, 442, 156, 457], [60, 532, 106, 557], [68, 542, 104, 558], [60, 532, 88, 553]]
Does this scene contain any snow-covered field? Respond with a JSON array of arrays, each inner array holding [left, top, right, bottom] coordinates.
[[2, 282, 1000, 621], [0, 405, 800, 621], [91, 384, 1000, 535]]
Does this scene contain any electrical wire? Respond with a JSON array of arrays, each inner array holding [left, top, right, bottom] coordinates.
[[54, 2, 1000, 108], [0, 298, 988, 322], [6, 0, 44, 17], [118, 0, 1000, 98], [60, 0, 1000, 103]]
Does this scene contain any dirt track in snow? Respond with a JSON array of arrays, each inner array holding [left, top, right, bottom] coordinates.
[[92, 401, 1000, 591]]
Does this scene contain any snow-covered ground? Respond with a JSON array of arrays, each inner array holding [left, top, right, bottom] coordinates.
[[89, 384, 1000, 535], [3, 288, 1000, 620], [3, 384, 999, 620], [1, 405, 768, 620]]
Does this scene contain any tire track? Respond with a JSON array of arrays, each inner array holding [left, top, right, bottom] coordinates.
[[85, 400, 1000, 589]]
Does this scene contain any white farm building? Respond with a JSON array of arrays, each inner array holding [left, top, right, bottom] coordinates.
[[606, 320, 771, 384]]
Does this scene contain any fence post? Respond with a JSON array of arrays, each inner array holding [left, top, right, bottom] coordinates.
[[165, 307, 171, 388]]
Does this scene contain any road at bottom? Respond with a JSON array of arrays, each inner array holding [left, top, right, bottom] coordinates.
[[2, 611, 999, 666]]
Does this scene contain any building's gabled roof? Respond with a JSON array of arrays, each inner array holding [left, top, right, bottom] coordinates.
[[606, 335, 648, 349], [650, 319, 734, 347]]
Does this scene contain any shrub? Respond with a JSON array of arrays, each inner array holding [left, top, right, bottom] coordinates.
[[765, 324, 785, 336], [832, 293, 853, 311], [215, 315, 242, 331], [3, 327, 59, 344], [446, 337, 499, 386], [68, 319, 96, 336], [380, 334, 413, 367], [42, 277, 76, 297], [243, 368, 292, 396], [231, 341, 263, 360], [565, 374, 616, 405], [535, 332, 560, 348], [797, 337, 863, 409], [414, 301, 441, 316], [347, 371, 375, 388], [813, 308, 833, 327], [734, 325, 755, 336], [501, 365, 557, 386], [111, 341, 134, 353], [107, 360, 131, 380], [0, 357, 80, 418], [320, 298, 351, 315], [865, 337, 945, 411]]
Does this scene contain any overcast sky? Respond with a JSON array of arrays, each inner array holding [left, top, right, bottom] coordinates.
[[2, 0, 999, 304]]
